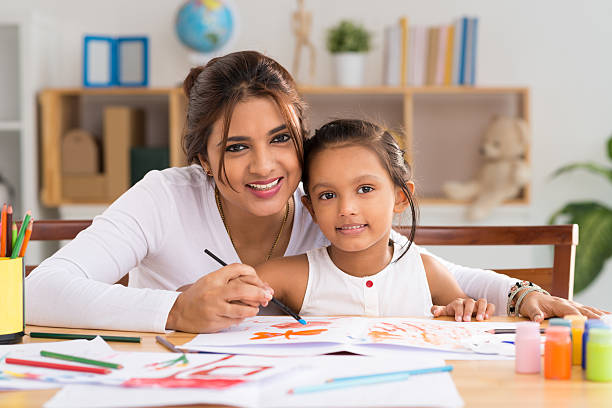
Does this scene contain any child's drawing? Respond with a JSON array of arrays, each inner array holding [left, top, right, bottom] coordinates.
[[187, 316, 510, 353]]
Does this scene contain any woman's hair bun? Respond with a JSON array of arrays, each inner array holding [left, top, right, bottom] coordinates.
[[183, 66, 205, 98]]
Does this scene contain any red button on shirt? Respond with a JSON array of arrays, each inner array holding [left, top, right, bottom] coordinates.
[[366, 280, 373, 288]]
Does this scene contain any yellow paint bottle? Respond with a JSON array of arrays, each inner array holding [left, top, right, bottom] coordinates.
[[565, 314, 587, 366]]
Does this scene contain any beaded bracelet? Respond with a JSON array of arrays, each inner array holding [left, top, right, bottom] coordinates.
[[506, 280, 550, 316]]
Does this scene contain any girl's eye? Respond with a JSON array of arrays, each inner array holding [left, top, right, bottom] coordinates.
[[271, 133, 291, 143], [357, 186, 374, 194], [319, 192, 336, 200], [226, 144, 248, 153]]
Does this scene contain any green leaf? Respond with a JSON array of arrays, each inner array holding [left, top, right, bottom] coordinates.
[[326, 20, 371, 53], [550, 202, 612, 293], [608, 135, 612, 161], [550, 162, 612, 183]]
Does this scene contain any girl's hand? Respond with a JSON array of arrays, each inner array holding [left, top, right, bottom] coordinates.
[[166, 263, 274, 333], [431, 297, 495, 322], [518, 291, 610, 323]]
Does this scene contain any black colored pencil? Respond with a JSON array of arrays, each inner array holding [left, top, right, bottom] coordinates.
[[204, 249, 307, 325], [487, 328, 546, 334]]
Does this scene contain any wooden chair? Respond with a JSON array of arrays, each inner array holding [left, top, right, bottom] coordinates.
[[20, 221, 578, 299], [396, 224, 578, 300]]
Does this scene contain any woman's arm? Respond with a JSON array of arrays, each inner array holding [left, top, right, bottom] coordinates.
[[26, 171, 272, 333]]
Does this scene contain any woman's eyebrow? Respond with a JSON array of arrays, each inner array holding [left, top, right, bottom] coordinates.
[[267, 124, 287, 135]]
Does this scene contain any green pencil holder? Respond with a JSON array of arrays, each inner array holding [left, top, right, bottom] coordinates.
[[0, 257, 25, 344]]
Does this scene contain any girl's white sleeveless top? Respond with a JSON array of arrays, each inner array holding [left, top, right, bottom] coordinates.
[[300, 240, 434, 317]]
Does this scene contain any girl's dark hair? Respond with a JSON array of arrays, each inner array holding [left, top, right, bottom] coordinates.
[[302, 119, 418, 260], [182, 50, 307, 183]]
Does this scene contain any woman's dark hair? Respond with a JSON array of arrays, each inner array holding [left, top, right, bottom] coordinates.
[[302, 119, 418, 260], [182, 50, 307, 183]]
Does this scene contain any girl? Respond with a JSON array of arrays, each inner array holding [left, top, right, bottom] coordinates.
[[256, 119, 484, 317], [26, 51, 606, 334]]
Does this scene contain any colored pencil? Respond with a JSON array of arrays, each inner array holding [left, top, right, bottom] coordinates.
[[486, 328, 546, 334], [326, 364, 453, 383], [11, 211, 31, 258], [289, 365, 453, 394], [204, 249, 307, 325], [156, 335, 182, 353], [40, 350, 123, 369], [29, 332, 141, 343], [5, 205, 12, 256], [18, 220, 33, 258], [1, 203, 6, 257], [5, 357, 111, 375], [12, 222, 17, 248]]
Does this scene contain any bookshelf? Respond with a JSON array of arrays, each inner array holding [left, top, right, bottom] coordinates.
[[299, 86, 530, 205], [39, 88, 186, 206], [39, 86, 529, 207]]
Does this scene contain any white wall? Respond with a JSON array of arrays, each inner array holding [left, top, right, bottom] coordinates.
[[4, 0, 612, 310]]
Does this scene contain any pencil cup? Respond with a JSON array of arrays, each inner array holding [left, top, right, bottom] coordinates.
[[0, 257, 25, 344]]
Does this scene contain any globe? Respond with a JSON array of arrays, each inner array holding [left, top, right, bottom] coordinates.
[[175, 0, 235, 54]]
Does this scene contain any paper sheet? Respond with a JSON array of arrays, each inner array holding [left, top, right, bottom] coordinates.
[[2, 343, 297, 390], [44, 355, 463, 408], [182, 316, 517, 358]]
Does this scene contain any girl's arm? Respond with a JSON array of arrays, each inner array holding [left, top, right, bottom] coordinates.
[[422, 254, 495, 322], [391, 228, 514, 314], [255, 255, 310, 314]]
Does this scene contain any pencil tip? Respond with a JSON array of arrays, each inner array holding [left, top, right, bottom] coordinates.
[[298, 319, 307, 325]]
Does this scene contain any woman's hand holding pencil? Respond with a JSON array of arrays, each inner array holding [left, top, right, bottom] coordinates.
[[166, 260, 274, 333]]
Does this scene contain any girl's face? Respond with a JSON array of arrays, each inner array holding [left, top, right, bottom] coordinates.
[[202, 97, 301, 217], [303, 144, 412, 253]]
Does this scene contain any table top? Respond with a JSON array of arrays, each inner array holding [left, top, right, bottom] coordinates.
[[2, 318, 612, 408]]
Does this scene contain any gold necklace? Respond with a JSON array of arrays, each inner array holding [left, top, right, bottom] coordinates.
[[215, 186, 290, 262]]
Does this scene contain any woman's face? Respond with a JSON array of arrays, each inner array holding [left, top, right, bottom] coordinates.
[[202, 97, 301, 217]]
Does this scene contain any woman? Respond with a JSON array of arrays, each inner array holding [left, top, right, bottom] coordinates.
[[26, 51, 606, 333]]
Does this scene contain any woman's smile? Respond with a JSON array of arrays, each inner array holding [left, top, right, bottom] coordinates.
[[246, 177, 284, 198]]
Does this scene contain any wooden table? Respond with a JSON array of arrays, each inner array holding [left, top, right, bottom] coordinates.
[[2, 318, 612, 408]]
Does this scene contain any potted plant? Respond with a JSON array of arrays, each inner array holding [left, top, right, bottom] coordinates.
[[326, 20, 371, 87], [549, 134, 612, 293]]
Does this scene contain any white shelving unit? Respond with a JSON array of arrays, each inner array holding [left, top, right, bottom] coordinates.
[[1, 13, 57, 263]]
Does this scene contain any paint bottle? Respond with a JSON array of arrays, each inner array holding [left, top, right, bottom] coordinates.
[[582, 319, 609, 370], [544, 326, 571, 380], [515, 321, 541, 374], [585, 328, 612, 382], [565, 314, 586, 366]]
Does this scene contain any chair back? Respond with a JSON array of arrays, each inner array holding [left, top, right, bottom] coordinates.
[[396, 224, 578, 299], [21, 220, 578, 299]]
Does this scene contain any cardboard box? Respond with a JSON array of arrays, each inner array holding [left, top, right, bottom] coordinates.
[[62, 174, 108, 202], [61, 129, 100, 174], [104, 107, 144, 200]]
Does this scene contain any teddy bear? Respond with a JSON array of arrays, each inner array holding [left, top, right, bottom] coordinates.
[[442, 116, 530, 221]]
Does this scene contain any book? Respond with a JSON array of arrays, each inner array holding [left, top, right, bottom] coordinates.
[[458, 16, 469, 85], [425, 27, 438, 86], [436, 25, 448, 85], [383, 24, 402, 86], [469, 17, 479, 85], [444, 25, 454, 85], [451, 18, 463, 85], [399, 16, 409, 86]]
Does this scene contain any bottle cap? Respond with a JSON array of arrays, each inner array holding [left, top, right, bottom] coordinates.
[[588, 328, 612, 345], [548, 318, 571, 328], [585, 319, 609, 331], [516, 321, 541, 338], [565, 314, 587, 329], [546, 325, 570, 341]]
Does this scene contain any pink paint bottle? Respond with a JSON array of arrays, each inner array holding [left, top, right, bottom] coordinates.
[[515, 321, 542, 374]]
